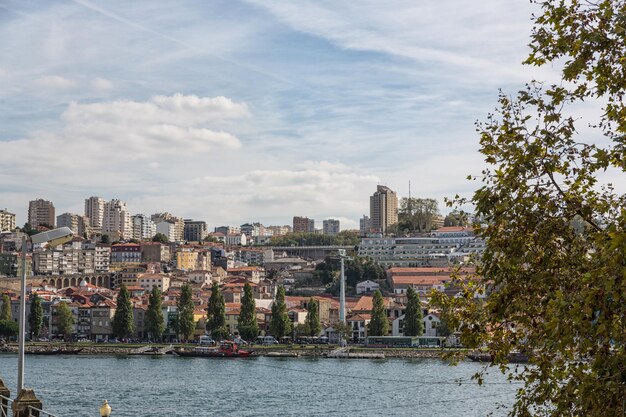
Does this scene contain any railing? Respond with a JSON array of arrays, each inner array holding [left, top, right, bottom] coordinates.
[[0, 394, 13, 417], [28, 405, 59, 417]]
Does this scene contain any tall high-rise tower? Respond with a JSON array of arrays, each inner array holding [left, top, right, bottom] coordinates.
[[84, 196, 105, 229], [28, 199, 55, 227], [369, 185, 398, 234], [103, 199, 132, 240]]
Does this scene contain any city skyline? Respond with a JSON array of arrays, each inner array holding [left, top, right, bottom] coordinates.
[[0, 1, 567, 228]]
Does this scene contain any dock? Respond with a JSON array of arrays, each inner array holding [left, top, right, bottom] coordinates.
[[325, 348, 385, 359]]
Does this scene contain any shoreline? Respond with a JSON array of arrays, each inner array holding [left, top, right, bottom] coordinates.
[[0, 343, 463, 359]]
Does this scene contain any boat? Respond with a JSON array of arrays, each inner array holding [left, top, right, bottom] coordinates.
[[174, 341, 255, 358], [467, 352, 529, 364], [27, 347, 83, 355]]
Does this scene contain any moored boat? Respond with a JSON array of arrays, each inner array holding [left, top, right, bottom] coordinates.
[[174, 341, 255, 358], [467, 352, 529, 363], [27, 347, 83, 355]]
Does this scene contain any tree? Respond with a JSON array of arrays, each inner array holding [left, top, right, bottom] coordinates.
[[0, 320, 18, 338], [145, 286, 165, 341], [428, 1, 626, 415], [269, 286, 291, 339], [332, 321, 352, 343], [305, 298, 321, 337], [55, 302, 74, 341], [112, 284, 135, 339], [28, 293, 43, 339], [0, 294, 10, 321], [402, 287, 423, 337], [205, 282, 227, 340], [176, 283, 196, 341], [152, 233, 169, 244], [443, 210, 470, 227], [367, 290, 388, 336], [100, 234, 110, 244], [396, 198, 440, 234], [237, 283, 258, 340]]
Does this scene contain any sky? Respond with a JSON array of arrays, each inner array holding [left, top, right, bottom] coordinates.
[[0, 0, 561, 229]]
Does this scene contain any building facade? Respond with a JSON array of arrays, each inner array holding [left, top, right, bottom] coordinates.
[[28, 199, 55, 227], [132, 214, 156, 240], [359, 215, 371, 236], [57, 213, 90, 237], [84, 196, 105, 230], [184, 220, 208, 242], [369, 185, 398, 234], [103, 199, 132, 240], [322, 219, 340, 236], [293, 216, 315, 233], [151, 213, 184, 242], [0, 210, 16, 232]]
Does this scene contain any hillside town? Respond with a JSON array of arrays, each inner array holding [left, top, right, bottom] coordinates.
[[0, 185, 485, 345]]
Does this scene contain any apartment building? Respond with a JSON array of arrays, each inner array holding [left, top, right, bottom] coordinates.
[[132, 214, 156, 240], [184, 220, 208, 241], [322, 219, 340, 236], [28, 199, 55, 227], [57, 213, 90, 236], [293, 216, 315, 233], [152, 213, 184, 242], [84, 196, 105, 230], [103, 199, 132, 240], [0, 209, 16, 232], [369, 185, 398, 234]]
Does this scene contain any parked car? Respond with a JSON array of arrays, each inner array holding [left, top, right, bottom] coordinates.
[[198, 336, 216, 346], [256, 336, 279, 345]]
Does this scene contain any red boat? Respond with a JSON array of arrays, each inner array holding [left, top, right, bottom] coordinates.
[[174, 341, 255, 358]]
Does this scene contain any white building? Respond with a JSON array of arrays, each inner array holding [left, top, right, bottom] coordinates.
[[225, 233, 247, 246], [392, 312, 441, 337], [102, 199, 132, 240], [84, 196, 105, 229], [132, 214, 156, 240], [356, 280, 380, 295], [156, 221, 177, 242], [0, 209, 16, 232]]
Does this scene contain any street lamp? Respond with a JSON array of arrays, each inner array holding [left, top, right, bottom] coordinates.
[[99, 400, 112, 417], [18, 227, 73, 392], [337, 249, 352, 325]]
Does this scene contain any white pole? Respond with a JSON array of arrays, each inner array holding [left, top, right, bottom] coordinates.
[[17, 235, 27, 392], [339, 256, 345, 324]]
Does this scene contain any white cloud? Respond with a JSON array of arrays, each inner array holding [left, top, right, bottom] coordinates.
[[90, 77, 113, 91], [35, 75, 78, 90]]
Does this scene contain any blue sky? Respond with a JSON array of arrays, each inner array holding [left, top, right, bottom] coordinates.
[[0, 0, 558, 229]]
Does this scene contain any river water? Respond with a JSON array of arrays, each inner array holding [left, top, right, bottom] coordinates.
[[0, 354, 518, 416]]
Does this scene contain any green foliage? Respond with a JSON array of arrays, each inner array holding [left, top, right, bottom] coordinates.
[[345, 257, 385, 288], [100, 234, 110, 244], [403, 287, 424, 337], [269, 286, 291, 339], [237, 283, 258, 340], [428, 1, 626, 414], [176, 283, 196, 341], [0, 320, 18, 337], [367, 290, 388, 336], [332, 321, 352, 342], [305, 298, 322, 337], [21, 223, 40, 237], [112, 284, 135, 339], [28, 293, 43, 338], [206, 282, 227, 339], [152, 233, 169, 244], [204, 235, 218, 243], [293, 323, 310, 338], [394, 197, 440, 234], [146, 286, 165, 341], [268, 230, 360, 247], [443, 210, 470, 227], [55, 302, 74, 340], [0, 294, 10, 321]]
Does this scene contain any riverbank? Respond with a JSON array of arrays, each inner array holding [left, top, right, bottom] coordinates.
[[0, 342, 462, 359]]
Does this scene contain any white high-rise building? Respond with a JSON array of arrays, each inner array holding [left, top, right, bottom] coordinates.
[[103, 199, 132, 240], [85, 196, 105, 229], [132, 214, 156, 240]]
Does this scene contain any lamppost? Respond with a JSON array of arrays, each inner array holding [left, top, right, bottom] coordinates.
[[18, 227, 73, 393], [337, 249, 352, 347]]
